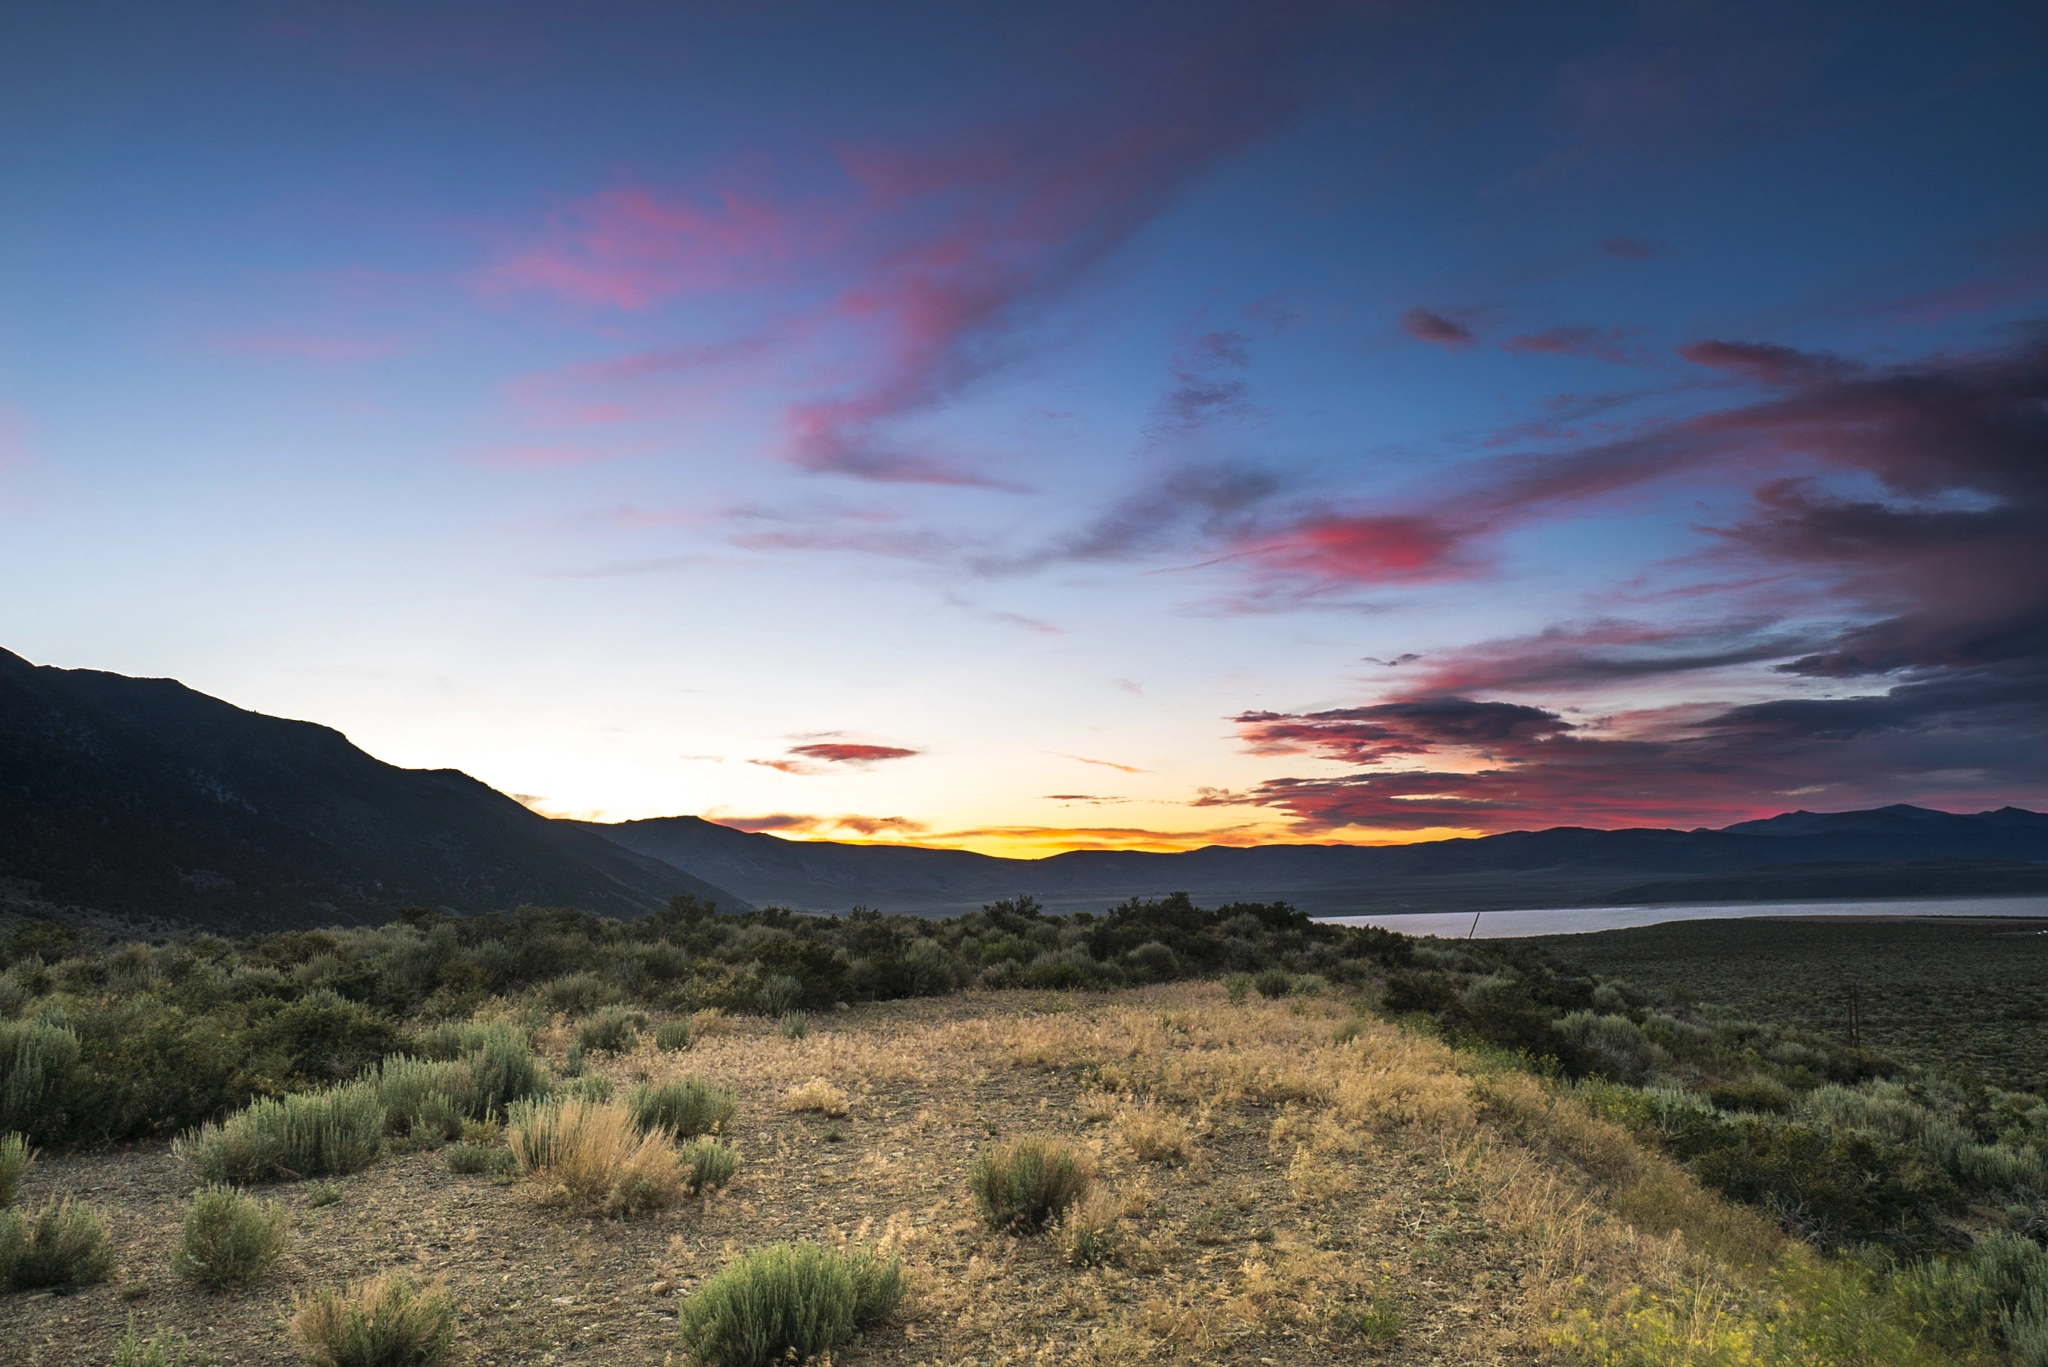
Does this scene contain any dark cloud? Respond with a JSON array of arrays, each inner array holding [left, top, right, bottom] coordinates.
[[1235, 698, 1571, 764], [1400, 306, 1478, 348], [1220, 324, 2048, 828]]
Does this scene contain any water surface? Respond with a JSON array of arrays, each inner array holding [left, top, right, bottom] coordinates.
[[1319, 895, 2048, 939]]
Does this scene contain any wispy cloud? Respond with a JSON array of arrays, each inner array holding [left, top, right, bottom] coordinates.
[[482, 13, 1330, 487], [1048, 751, 1148, 774]]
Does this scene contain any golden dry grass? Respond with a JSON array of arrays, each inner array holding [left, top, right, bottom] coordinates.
[[291, 1272, 456, 1367], [506, 1097, 682, 1216], [1115, 1102, 1191, 1164], [783, 1077, 852, 1117], [6, 982, 1863, 1367]]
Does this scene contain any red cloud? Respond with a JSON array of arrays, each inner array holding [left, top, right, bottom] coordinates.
[[1230, 512, 1472, 587], [789, 743, 919, 765], [1399, 307, 1477, 348]]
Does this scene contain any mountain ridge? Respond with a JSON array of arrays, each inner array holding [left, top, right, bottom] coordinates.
[[581, 806, 2048, 918], [5, 648, 2043, 927], [0, 648, 751, 928]]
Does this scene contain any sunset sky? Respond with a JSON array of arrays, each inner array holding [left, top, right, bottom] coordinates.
[[3, 2, 2045, 856]]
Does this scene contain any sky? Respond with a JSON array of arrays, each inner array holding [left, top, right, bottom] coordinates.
[[3, 1, 2045, 856]]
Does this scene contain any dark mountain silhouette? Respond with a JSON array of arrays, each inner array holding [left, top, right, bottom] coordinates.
[[582, 807, 2048, 918], [0, 649, 750, 929], [5, 649, 2042, 928]]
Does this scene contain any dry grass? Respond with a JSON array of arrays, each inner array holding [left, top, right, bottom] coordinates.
[[0, 981, 1913, 1367], [505, 1097, 682, 1216], [291, 1272, 455, 1367], [1116, 1102, 1192, 1164], [689, 1008, 731, 1038], [782, 1077, 851, 1117]]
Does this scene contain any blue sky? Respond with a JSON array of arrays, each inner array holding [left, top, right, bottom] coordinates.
[[4, 1, 2045, 852]]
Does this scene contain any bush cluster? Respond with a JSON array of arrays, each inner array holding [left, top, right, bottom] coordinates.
[[177, 1082, 385, 1184], [1387, 939, 2048, 1263], [0, 892, 1392, 1151]]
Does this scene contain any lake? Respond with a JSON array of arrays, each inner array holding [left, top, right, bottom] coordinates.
[[1318, 894, 2048, 939]]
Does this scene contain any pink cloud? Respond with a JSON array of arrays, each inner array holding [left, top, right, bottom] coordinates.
[[1503, 325, 1638, 364], [1399, 307, 1477, 348], [482, 17, 1325, 485]]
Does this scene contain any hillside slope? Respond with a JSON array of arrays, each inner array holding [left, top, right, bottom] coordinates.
[[0, 649, 749, 928]]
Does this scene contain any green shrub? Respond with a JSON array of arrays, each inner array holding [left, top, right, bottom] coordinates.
[[306, 1181, 345, 1208], [0, 1132, 31, 1206], [0, 1196, 115, 1290], [778, 1012, 809, 1041], [173, 1184, 289, 1290], [541, 972, 616, 1018], [1252, 969, 1293, 1000], [113, 1317, 206, 1367], [675, 1241, 904, 1367], [443, 1143, 513, 1177], [177, 1082, 384, 1184], [628, 1077, 736, 1137], [367, 1038, 542, 1140], [757, 973, 803, 1017], [1897, 1231, 2048, 1359], [372, 1057, 472, 1143], [1223, 973, 1252, 1006], [969, 1135, 1093, 1233], [574, 1005, 646, 1055], [682, 1139, 738, 1195], [0, 1018, 80, 1140], [292, 1273, 457, 1367], [458, 1032, 546, 1118], [1689, 1119, 1944, 1248], [655, 1020, 692, 1052]]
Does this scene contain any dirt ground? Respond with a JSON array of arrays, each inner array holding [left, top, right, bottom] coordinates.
[[2, 986, 1552, 1367]]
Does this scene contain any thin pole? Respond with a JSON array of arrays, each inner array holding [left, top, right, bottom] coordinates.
[[1466, 908, 1483, 940]]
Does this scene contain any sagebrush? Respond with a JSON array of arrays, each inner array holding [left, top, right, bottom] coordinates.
[[675, 1241, 905, 1367]]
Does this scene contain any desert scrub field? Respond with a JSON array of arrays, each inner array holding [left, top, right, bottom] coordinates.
[[3, 981, 2018, 1367], [1532, 914, 2048, 1094]]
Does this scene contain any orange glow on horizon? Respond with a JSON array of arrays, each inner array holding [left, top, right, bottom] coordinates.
[[756, 821, 1492, 859]]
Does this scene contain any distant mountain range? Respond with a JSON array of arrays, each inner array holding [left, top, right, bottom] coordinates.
[[0, 649, 748, 929], [581, 808, 2048, 918], [4, 648, 2044, 930]]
